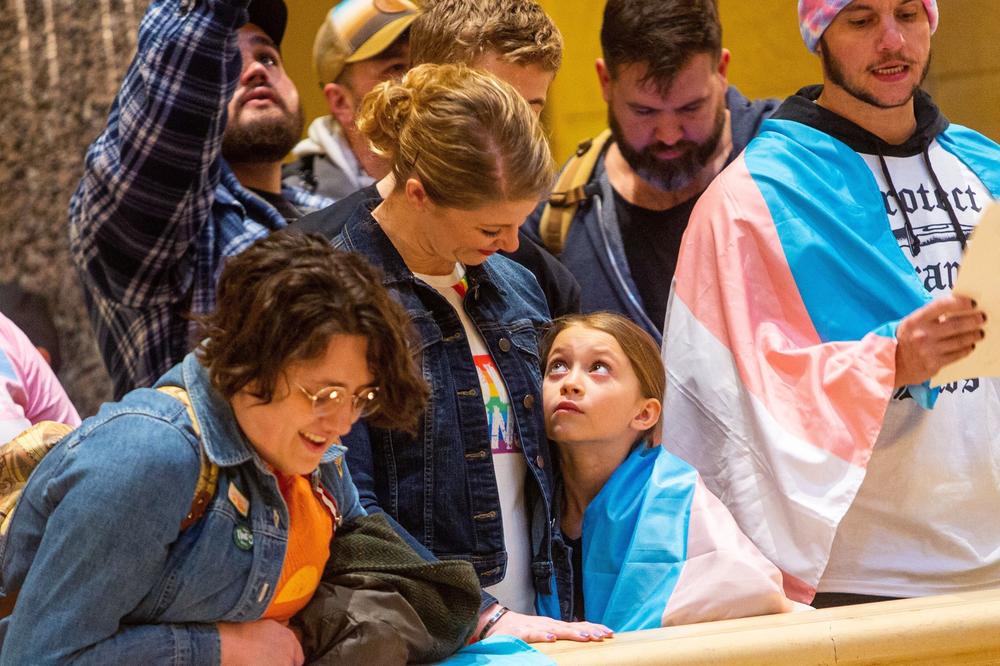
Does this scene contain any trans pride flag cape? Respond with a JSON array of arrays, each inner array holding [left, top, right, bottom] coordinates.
[[441, 446, 792, 665], [579, 444, 791, 630], [662, 118, 1000, 602]]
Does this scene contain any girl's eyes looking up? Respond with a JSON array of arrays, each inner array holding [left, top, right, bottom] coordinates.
[[545, 359, 567, 376], [544, 358, 611, 376], [589, 361, 610, 375]]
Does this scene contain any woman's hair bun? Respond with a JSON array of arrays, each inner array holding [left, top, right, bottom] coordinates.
[[357, 80, 415, 157]]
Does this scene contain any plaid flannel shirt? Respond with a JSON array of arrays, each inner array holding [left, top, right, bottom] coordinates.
[[69, 0, 331, 398]]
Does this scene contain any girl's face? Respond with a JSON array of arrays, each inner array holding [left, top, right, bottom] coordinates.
[[543, 325, 659, 447]]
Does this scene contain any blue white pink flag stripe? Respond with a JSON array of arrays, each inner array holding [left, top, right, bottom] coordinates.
[[580, 445, 791, 629], [443, 446, 793, 664], [663, 119, 1000, 601], [440, 636, 554, 665], [0, 347, 31, 443]]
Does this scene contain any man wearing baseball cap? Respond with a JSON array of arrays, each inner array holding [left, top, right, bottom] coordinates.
[[661, 0, 1000, 609], [70, 0, 332, 398], [283, 0, 418, 200]]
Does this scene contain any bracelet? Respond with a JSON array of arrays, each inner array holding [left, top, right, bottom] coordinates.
[[478, 605, 510, 641]]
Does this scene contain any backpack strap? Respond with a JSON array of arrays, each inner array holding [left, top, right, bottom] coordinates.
[[538, 129, 612, 255], [157, 386, 219, 530]]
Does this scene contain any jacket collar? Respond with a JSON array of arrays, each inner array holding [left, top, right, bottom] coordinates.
[[151, 355, 254, 467], [215, 160, 288, 232], [771, 85, 949, 157]]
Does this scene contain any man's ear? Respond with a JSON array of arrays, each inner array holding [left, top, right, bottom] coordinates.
[[631, 397, 661, 433], [323, 82, 357, 128], [595, 58, 613, 104], [717, 48, 731, 82]]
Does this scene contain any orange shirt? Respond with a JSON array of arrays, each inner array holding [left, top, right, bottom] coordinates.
[[262, 473, 335, 622]]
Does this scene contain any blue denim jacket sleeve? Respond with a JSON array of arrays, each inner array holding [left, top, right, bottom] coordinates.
[[0, 412, 220, 665], [341, 420, 380, 515]]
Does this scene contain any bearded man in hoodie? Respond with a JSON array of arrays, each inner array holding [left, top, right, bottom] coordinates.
[[661, 0, 999, 610]]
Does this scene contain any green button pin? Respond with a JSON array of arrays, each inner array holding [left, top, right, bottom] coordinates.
[[233, 524, 254, 551]]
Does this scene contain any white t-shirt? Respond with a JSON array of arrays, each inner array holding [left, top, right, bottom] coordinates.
[[415, 264, 535, 614], [820, 140, 1000, 597]]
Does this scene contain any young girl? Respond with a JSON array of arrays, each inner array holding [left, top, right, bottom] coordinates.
[[542, 313, 799, 631]]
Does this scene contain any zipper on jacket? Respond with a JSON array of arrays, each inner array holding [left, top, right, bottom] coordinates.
[[593, 195, 661, 338]]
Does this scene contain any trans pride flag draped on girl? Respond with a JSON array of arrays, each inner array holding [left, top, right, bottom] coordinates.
[[662, 115, 1000, 603], [579, 444, 793, 630], [443, 444, 793, 665]]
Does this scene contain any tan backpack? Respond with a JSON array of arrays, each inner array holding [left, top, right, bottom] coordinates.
[[537, 129, 612, 255]]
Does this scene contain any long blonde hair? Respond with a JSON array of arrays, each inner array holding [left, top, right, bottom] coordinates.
[[357, 63, 554, 208]]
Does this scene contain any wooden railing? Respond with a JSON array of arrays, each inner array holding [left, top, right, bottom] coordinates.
[[536, 588, 1000, 665]]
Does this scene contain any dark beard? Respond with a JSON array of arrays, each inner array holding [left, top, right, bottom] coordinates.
[[222, 100, 304, 164], [608, 101, 726, 192], [820, 39, 931, 110]]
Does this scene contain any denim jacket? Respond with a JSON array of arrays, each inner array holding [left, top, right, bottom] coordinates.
[[334, 202, 572, 618], [0, 354, 364, 665]]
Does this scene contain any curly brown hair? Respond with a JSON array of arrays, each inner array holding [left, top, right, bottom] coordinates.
[[409, 0, 563, 72], [196, 231, 427, 434]]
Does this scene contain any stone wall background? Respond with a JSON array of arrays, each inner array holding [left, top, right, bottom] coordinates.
[[1, 0, 147, 417]]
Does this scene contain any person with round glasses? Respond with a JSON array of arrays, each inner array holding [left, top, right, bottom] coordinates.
[[0, 232, 436, 663]]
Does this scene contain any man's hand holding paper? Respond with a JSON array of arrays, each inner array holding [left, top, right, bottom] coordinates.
[[930, 204, 1000, 386]]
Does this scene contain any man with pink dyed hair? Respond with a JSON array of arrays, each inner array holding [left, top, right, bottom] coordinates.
[[662, 0, 1000, 609]]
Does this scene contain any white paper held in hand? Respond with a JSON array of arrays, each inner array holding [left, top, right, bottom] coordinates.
[[931, 203, 1000, 386]]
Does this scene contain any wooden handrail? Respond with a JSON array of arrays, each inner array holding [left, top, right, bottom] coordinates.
[[536, 588, 1000, 665]]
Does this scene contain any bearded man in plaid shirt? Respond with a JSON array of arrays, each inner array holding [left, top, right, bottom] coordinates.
[[69, 0, 332, 397]]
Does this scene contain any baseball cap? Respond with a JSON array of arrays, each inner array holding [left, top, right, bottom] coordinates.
[[248, 0, 289, 48], [314, 0, 419, 85], [798, 0, 938, 52]]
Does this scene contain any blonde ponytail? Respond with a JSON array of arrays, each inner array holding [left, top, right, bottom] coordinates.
[[356, 81, 414, 159]]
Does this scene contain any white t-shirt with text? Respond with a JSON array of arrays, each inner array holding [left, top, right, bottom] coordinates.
[[820, 140, 1000, 597]]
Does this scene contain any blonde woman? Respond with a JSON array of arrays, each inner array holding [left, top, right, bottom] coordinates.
[[334, 64, 610, 644]]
